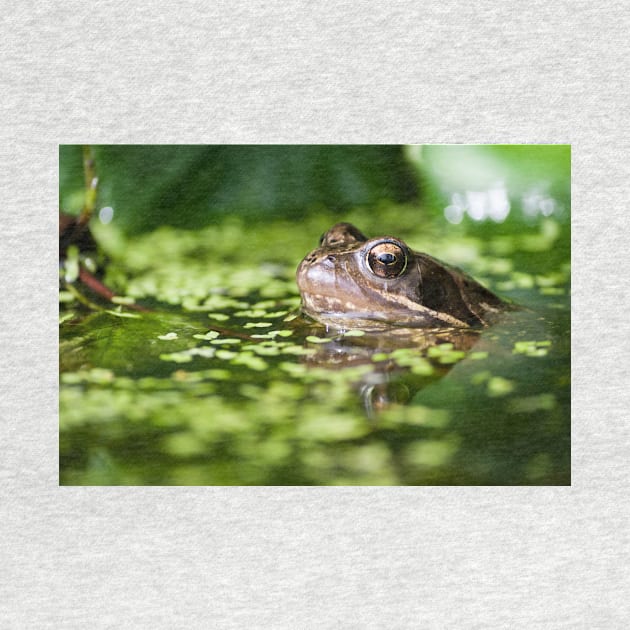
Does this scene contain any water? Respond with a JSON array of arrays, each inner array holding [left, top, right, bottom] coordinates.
[[59, 215, 570, 485]]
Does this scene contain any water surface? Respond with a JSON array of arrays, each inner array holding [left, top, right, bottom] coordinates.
[[60, 210, 570, 485]]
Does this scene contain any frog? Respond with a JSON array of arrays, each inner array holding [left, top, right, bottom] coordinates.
[[296, 222, 510, 329]]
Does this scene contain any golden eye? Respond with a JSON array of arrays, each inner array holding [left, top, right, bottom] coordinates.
[[366, 241, 408, 278]]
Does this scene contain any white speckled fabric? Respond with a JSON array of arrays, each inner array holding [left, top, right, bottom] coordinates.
[[2, 2, 628, 627]]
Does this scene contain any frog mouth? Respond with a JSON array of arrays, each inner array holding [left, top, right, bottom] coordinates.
[[299, 287, 469, 329], [296, 253, 470, 329]]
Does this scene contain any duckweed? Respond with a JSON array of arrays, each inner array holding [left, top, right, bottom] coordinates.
[[215, 350, 238, 360], [305, 335, 333, 344], [61, 204, 569, 485], [193, 331, 220, 340], [231, 353, 269, 371], [157, 332, 178, 340], [208, 313, 230, 321], [487, 376, 515, 397], [513, 340, 552, 357], [404, 438, 459, 468], [342, 329, 366, 337], [469, 351, 489, 360], [104, 309, 142, 319], [263, 310, 289, 318]]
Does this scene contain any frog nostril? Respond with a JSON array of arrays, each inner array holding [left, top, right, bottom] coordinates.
[[326, 254, 336, 263]]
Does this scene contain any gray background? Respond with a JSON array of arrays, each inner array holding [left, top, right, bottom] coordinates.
[[1, 1, 627, 627]]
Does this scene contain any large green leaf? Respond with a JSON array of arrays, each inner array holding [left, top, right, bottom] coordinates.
[[60, 145, 418, 233]]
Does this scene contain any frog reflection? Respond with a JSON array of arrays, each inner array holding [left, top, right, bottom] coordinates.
[[295, 318, 483, 418]]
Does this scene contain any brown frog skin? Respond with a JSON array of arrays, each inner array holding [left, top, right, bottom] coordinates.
[[296, 222, 510, 329]]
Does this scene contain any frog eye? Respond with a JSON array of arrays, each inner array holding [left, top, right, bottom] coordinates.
[[366, 241, 408, 278]]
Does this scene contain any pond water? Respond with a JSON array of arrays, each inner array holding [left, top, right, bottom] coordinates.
[[59, 207, 570, 485]]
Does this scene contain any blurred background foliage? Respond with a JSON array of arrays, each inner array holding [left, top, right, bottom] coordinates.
[[59, 144, 571, 485], [60, 145, 419, 232], [59, 144, 569, 235]]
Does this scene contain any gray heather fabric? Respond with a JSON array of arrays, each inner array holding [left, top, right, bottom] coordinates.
[[1, 2, 628, 627]]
